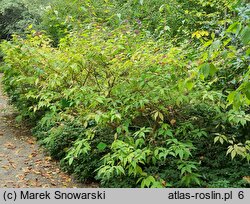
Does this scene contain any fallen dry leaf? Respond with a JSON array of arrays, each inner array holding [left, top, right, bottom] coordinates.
[[50, 180, 57, 186], [3, 181, 15, 186], [31, 152, 38, 157], [45, 156, 52, 161], [27, 139, 35, 144], [7, 159, 16, 169], [42, 163, 52, 168], [42, 173, 51, 178], [42, 184, 50, 188], [243, 176, 250, 183], [22, 167, 32, 175], [35, 159, 42, 163], [32, 170, 41, 175], [4, 142, 16, 149], [2, 165, 10, 170], [15, 149, 22, 154], [16, 174, 25, 180]]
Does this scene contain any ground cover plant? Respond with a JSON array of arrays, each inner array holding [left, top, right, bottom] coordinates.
[[0, 0, 249, 187]]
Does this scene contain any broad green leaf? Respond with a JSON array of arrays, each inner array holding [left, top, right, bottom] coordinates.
[[209, 63, 217, 76], [69, 157, 74, 166], [214, 136, 219, 144], [240, 26, 250, 45], [245, 90, 250, 101], [97, 142, 107, 151], [246, 48, 250, 56], [227, 91, 236, 105], [199, 63, 210, 78], [227, 22, 240, 33], [186, 81, 194, 90], [210, 40, 221, 51], [231, 150, 236, 159]]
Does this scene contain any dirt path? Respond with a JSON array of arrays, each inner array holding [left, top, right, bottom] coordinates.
[[0, 73, 88, 188]]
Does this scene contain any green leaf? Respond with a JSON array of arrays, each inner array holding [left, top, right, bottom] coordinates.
[[178, 150, 184, 160], [246, 48, 250, 56], [209, 63, 217, 76], [244, 82, 250, 100], [199, 63, 210, 78], [193, 176, 201, 186], [245, 90, 250, 101], [97, 142, 107, 151], [203, 40, 213, 48], [231, 150, 236, 159], [158, 112, 164, 121], [210, 40, 221, 51], [159, 4, 165, 12], [227, 22, 240, 33], [240, 26, 250, 45], [186, 81, 194, 90], [214, 136, 219, 144], [139, 0, 144, 5], [69, 157, 74, 166], [166, 129, 173, 137], [227, 91, 236, 105]]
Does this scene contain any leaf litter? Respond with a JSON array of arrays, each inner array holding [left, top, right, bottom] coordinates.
[[0, 74, 94, 188]]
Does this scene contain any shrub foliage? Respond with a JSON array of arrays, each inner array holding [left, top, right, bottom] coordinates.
[[0, 0, 249, 187]]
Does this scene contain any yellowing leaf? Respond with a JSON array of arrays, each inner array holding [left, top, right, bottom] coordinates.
[[170, 119, 176, 126]]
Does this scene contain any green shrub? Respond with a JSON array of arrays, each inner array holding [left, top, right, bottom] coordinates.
[[37, 0, 240, 45], [0, 0, 41, 39], [61, 127, 114, 182], [1, 1, 249, 188]]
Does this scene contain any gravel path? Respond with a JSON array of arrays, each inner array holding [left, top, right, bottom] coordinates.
[[0, 73, 89, 188]]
